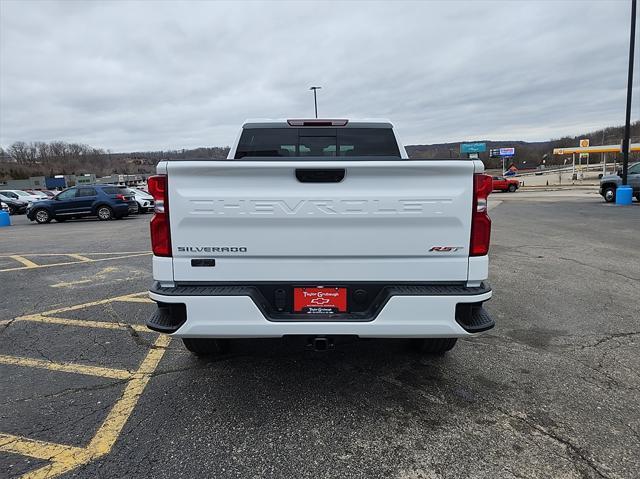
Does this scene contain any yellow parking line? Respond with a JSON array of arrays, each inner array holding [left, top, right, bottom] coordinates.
[[0, 251, 151, 258], [22, 292, 148, 317], [0, 433, 85, 461], [66, 253, 92, 262], [80, 251, 151, 256], [0, 291, 168, 478], [0, 253, 151, 273], [50, 279, 93, 288], [9, 255, 39, 268], [116, 297, 154, 304], [0, 355, 133, 380], [15, 314, 150, 333], [6, 335, 172, 479], [88, 335, 171, 455]]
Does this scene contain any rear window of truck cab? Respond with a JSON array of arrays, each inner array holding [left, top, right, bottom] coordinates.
[[234, 128, 401, 159]]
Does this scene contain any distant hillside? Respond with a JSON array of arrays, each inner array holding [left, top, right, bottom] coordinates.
[[1, 121, 638, 180], [406, 121, 640, 169]]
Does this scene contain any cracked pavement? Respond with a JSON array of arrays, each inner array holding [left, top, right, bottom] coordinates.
[[1, 195, 639, 478]]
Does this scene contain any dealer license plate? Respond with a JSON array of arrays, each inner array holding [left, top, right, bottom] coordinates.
[[293, 287, 347, 314]]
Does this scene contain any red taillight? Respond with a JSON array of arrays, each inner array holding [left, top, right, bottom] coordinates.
[[470, 174, 492, 256], [148, 175, 171, 257], [116, 194, 125, 200]]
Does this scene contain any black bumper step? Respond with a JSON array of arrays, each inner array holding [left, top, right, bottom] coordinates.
[[146, 302, 187, 333], [455, 305, 495, 333]]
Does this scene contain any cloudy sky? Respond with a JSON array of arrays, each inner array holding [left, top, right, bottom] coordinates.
[[0, 0, 638, 151]]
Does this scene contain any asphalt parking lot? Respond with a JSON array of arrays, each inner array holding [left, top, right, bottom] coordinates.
[[1, 193, 638, 479]]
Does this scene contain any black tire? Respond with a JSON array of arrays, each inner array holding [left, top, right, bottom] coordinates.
[[96, 205, 114, 220], [8, 205, 16, 215], [508, 184, 517, 192], [603, 186, 616, 203], [635, 194, 640, 202], [411, 338, 458, 355], [34, 208, 52, 224], [182, 338, 230, 356]]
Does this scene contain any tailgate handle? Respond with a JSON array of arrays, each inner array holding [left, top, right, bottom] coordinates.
[[295, 169, 345, 183]]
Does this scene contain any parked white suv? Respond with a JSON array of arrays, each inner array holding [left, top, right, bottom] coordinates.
[[0, 190, 39, 205], [129, 188, 155, 213], [146, 119, 494, 356]]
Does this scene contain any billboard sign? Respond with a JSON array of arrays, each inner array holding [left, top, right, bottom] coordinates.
[[490, 147, 515, 158], [499, 147, 515, 157], [460, 142, 486, 154]]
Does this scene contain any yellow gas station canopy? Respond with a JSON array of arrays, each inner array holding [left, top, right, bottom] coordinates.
[[553, 143, 640, 155]]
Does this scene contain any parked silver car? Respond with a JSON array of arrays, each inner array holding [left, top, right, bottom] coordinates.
[[599, 162, 640, 202]]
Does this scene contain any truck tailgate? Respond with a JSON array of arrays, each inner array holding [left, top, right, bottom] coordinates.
[[167, 160, 475, 282]]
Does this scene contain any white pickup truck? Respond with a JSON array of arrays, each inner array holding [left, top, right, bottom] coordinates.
[[146, 119, 494, 355]]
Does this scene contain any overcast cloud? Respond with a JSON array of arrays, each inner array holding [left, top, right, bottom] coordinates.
[[0, 0, 638, 151]]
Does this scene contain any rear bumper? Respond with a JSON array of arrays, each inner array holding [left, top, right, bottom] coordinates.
[[147, 282, 494, 338]]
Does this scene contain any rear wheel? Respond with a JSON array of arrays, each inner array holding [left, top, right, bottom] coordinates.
[[411, 338, 458, 355], [182, 338, 230, 356], [508, 184, 517, 192], [34, 209, 52, 224], [603, 187, 616, 203], [97, 205, 114, 220], [635, 194, 640, 202]]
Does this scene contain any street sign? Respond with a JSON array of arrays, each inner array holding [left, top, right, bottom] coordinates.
[[460, 142, 486, 154], [579, 139, 590, 148]]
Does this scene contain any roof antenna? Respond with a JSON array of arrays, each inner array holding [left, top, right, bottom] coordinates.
[[309, 86, 322, 118]]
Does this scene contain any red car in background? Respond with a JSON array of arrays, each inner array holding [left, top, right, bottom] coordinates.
[[492, 176, 519, 192]]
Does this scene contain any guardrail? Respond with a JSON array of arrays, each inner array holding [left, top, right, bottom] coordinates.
[[512, 162, 619, 178]]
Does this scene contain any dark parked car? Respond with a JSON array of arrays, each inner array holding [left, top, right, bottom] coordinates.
[[599, 162, 640, 202], [26, 185, 138, 224], [0, 192, 28, 215]]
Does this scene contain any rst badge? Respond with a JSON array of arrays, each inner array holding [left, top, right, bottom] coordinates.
[[429, 246, 463, 252]]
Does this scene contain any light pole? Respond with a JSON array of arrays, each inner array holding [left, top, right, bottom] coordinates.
[[309, 86, 321, 118], [621, 0, 636, 186]]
